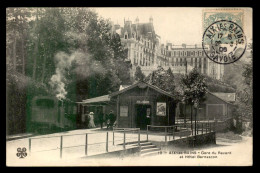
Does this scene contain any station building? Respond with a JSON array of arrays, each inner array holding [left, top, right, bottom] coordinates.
[[77, 81, 235, 129]]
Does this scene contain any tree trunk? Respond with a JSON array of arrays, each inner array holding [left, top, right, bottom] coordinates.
[[195, 107, 197, 136], [184, 104, 186, 127], [41, 46, 47, 83], [191, 104, 193, 135], [32, 8, 39, 80], [12, 35, 17, 71], [32, 37, 39, 80], [21, 35, 25, 75]]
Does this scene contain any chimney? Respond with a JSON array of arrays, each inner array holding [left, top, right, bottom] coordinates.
[[166, 43, 172, 50], [182, 44, 186, 48], [149, 16, 153, 23], [135, 16, 139, 24]]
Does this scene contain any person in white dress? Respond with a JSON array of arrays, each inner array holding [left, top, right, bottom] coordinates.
[[88, 112, 96, 128]]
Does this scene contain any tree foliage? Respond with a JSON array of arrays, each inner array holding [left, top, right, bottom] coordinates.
[[233, 43, 253, 127], [134, 66, 145, 82], [181, 68, 207, 108], [6, 8, 131, 101], [144, 66, 175, 92], [6, 8, 131, 134]]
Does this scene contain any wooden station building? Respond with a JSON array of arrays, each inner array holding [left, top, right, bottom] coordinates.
[[77, 81, 176, 129], [77, 81, 235, 129]]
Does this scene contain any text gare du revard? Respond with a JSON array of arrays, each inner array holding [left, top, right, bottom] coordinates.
[[158, 150, 232, 158]]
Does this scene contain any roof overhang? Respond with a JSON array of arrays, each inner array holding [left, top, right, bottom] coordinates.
[[109, 81, 175, 98], [207, 91, 235, 105], [76, 95, 115, 106]]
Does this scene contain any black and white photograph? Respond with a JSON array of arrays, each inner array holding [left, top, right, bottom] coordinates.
[[6, 7, 253, 166]]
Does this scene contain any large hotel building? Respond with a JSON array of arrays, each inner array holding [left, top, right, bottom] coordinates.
[[111, 17, 224, 80]]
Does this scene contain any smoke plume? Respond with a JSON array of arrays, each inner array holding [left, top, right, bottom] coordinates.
[[49, 50, 106, 100]]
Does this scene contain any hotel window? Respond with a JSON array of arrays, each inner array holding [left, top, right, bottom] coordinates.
[[176, 58, 179, 66], [187, 51, 190, 56], [180, 58, 182, 66], [195, 58, 197, 68], [191, 58, 193, 66], [204, 58, 207, 74], [199, 58, 202, 71]]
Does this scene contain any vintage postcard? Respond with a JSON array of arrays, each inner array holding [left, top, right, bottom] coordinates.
[[6, 7, 253, 166]]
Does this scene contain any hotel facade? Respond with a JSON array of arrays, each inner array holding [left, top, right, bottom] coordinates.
[[111, 17, 224, 80]]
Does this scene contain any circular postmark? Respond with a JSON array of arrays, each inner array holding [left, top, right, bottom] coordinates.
[[202, 20, 247, 64]]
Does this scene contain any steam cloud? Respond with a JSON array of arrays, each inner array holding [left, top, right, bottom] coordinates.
[[49, 52, 75, 100], [49, 50, 106, 100]]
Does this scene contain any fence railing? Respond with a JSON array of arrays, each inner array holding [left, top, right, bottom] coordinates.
[[26, 120, 225, 158], [147, 121, 217, 142], [112, 128, 141, 149], [28, 128, 141, 159]]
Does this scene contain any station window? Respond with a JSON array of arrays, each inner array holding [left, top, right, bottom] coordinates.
[[36, 99, 55, 108]]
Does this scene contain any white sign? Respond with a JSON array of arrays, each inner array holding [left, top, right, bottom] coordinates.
[[156, 102, 166, 116], [120, 106, 128, 117], [136, 100, 150, 104]]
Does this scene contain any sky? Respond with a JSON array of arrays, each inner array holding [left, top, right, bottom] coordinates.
[[94, 7, 252, 46]]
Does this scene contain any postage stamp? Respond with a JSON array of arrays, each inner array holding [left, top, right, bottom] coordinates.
[[202, 9, 247, 64], [202, 8, 244, 30]]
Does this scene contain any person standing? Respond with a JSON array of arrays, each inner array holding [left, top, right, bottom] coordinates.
[[88, 112, 96, 128], [98, 111, 104, 129], [107, 110, 116, 129]]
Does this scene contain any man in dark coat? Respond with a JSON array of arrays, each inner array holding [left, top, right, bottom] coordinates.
[[107, 110, 116, 129], [98, 112, 104, 129]]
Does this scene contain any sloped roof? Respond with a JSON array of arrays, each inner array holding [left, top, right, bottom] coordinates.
[[119, 85, 131, 91], [77, 82, 174, 105], [120, 22, 156, 41], [211, 93, 236, 102], [207, 91, 235, 105], [110, 81, 175, 98], [79, 95, 110, 104], [132, 23, 155, 37]]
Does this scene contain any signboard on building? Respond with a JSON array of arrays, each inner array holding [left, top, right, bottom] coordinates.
[[120, 106, 128, 117], [136, 100, 150, 104], [156, 102, 166, 116]]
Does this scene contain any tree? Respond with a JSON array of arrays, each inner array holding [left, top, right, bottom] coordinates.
[[181, 68, 207, 135], [144, 66, 175, 92], [6, 8, 131, 134], [232, 43, 253, 133], [134, 66, 145, 82]]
